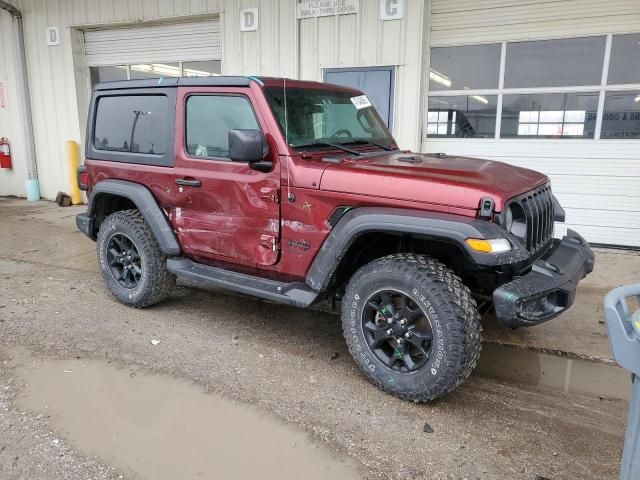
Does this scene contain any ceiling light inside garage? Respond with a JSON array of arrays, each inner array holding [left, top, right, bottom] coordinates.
[[429, 69, 451, 88]]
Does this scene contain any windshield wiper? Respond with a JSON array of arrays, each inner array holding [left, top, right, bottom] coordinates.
[[342, 139, 397, 151], [293, 141, 362, 156]]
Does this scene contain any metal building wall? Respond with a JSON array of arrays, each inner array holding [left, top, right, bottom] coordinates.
[[0, 9, 29, 197], [297, 1, 428, 149], [423, 0, 640, 246]]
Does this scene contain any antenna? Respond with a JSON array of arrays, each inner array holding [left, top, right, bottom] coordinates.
[[284, 77, 291, 200]]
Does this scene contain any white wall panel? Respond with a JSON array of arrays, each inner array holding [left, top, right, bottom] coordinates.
[[0, 10, 29, 197], [431, 0, 640, 46]]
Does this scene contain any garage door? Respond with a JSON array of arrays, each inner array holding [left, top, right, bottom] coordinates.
[[423, 0, 640, 248], [84, 20, 221, 66]]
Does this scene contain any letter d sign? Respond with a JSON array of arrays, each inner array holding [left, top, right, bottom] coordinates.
[[379, 0, 404, 20], [240, 8, 258, 32]]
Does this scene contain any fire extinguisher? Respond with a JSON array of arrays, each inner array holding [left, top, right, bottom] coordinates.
[[0, 137, 12, 169]]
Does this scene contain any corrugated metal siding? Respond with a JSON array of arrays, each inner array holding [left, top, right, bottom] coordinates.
[[422, 139, 640, 247], [298, 0, 427, 149], [222, 0, 297, 78], [430, 0, 640, 45], [0, 10, 29, 197], [84, 20, 221, 65]]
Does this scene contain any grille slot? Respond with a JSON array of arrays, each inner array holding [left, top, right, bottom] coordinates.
[[513, 184, 554, 253]]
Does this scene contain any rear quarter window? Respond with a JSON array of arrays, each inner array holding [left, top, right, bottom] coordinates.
[[93, 95, 169, 155]]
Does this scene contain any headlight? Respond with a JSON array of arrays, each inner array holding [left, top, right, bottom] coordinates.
[[504, 206, 513, 230], [465, 238, 512, 253], [502, 203, 527, 239]]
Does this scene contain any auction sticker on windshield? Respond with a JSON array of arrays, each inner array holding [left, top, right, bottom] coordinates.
[[350, 95, 372, 110]]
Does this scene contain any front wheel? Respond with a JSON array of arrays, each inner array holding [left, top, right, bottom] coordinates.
[[341, 254, 482, 401]]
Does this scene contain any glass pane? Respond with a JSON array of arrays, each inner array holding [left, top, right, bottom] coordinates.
[[94, 95, 168, 154], [429, 44, 501, 91], [426, 95, 498, 138], [130, 63, 181, 79], [183, 60, 222, 77], [608, 33, 640, 85], [263, 87, 394, 148], [601, 91, 640, 139], [186, 95, 260, 159], [505, 37, 606, 88], [501, 93, 599, 139], [90, 66, 127, 86]]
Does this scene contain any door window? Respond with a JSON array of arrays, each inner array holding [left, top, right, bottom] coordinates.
[[185, 95, 260, 159], [93, 95, 169, 154]]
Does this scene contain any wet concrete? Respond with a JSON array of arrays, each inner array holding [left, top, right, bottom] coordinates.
[[12, 350, 364, 480]]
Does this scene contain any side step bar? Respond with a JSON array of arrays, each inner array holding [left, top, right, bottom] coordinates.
[[167, 257, 319, 308]]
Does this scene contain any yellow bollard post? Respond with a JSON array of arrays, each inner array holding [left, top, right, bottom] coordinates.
[[66, 140, 82, 205]]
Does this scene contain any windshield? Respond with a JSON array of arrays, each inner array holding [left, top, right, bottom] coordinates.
[[264, 86, 395, 150]]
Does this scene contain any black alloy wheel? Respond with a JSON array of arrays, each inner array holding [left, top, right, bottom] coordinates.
[[106, 233, 142, 289], [363, 289, 433, 373]]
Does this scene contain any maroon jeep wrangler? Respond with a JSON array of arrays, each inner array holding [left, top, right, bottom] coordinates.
[[76, 76, 594, 401]]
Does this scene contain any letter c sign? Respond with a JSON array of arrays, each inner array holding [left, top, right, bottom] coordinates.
[[240, 8, 258, 32], [379, 0, 404, 20]]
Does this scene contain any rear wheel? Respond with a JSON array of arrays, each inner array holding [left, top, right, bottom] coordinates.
[[341, 253, 482, 401], [97, 209, 175, 308]]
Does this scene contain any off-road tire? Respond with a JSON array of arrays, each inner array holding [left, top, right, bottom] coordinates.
[[341, 253, 482, 401], [97, 209, 175, 308]]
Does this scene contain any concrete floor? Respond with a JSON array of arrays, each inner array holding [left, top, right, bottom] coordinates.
[[0, 197, 632, 479]]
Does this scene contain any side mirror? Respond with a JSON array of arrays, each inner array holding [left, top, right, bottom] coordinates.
[[228, 129, 272, 172]]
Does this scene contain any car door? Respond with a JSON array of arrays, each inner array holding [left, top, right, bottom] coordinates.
[[171, 86, 280, 267]]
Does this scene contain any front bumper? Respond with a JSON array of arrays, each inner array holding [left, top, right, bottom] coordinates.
[[493, 229, 595, 328]]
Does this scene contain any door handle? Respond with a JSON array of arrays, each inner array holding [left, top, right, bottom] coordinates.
[[175, 178, 201, 188]]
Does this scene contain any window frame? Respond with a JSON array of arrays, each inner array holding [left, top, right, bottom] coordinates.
[[183, 92, 263, 163], [425, 33, 640, 141], [86, 88, 176, 167]]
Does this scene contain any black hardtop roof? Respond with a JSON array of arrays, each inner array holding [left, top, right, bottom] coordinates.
[[93, 76, 255, 91]]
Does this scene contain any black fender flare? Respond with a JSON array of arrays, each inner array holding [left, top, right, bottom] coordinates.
[[88, 179, 180, 255], [305, 207, 530, 292]]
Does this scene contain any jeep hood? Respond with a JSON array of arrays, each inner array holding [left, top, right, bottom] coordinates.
[[319, 152, 548, 212]]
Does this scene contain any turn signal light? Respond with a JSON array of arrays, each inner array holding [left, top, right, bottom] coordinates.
[[465, 238, 512, 253]]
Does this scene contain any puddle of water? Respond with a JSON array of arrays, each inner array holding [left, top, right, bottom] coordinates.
[[15, 356, 365, 480]]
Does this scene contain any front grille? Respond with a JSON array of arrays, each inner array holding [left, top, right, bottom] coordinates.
[[512, 184, 554, 253]]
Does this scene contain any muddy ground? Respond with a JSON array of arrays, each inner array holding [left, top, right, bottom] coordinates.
[[0, 198, 627, 479]]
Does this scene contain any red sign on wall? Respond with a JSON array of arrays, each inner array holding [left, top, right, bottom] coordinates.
[[0, 82, 5, 108]]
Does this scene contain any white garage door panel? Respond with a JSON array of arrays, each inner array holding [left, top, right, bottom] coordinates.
[[84, 20, 221, 66], [556, 194, 640, 213], [555, 224, 639, 247], [549, 176, 640, 198]]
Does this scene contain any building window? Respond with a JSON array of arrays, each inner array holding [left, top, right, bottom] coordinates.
[[89, 60, 221, 86], [426, 32, 640, 141], [504, 37, 605, 88], [89, 65, 127, 84], [501, 93, 598, 139], [183, 60, 222, 77], [429, 44, 501, 91], [608, 33, 640, 85], [601, 91, 640, 139], [427, 95, 498, 138], [93, 95, 169, 154], [186, 95, 259, 159]]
